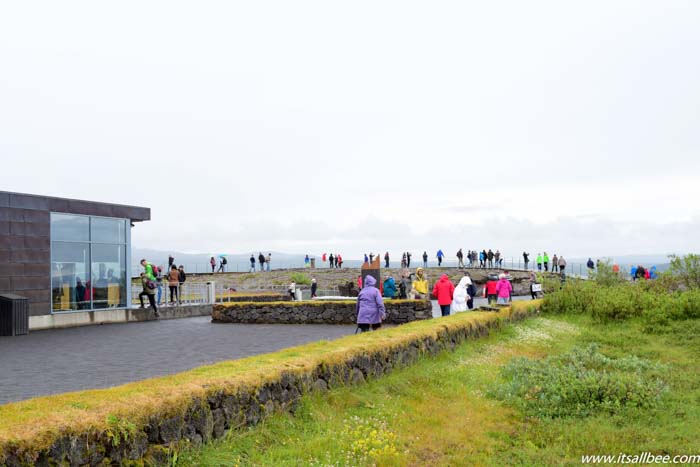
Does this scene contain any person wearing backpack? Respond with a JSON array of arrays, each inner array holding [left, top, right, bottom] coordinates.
[[140, 259, 156, 281], [218, 256, 226, 273], [139, 273, 159, 316]]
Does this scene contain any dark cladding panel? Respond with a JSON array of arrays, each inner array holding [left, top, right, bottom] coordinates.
[[23, 222, 50, 237], [10, 249, 50, 264], [11, 276, 50, 291], [66, 199, 112, 217], [0, 236, 25, 249], [0, 192, 8, 207], [0, 263, 24, 277], [24, 236, 50, 249], [29, 301, 51, 317], [9, 222, 26, 235], [0, 208, 24, 222], [23, 210, 50, 223], [111, 205, 151, 221], [9, 194, 50, 210], [23, 263, 50, 277], [47, 197, 69, 212]]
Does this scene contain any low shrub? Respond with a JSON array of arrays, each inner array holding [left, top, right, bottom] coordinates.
[[290, 272, 312, 285], [667, 254, 700, 289], [542, 280, 700, 330], [491, 344, 667, 418]]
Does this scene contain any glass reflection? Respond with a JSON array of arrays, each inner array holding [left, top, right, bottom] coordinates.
[[91, 244, 126, 308], [51, 242, 90, 311], [91, 217, 126, 243], [50, 213, 89, 242]]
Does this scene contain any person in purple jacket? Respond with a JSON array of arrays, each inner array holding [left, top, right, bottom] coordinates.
[[356, 275, 386, 332]]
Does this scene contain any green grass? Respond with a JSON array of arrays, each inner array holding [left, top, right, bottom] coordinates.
[[176, 315, 700, 466]]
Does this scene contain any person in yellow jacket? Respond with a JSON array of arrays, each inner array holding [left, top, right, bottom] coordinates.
[[410, 267, 429, 299]]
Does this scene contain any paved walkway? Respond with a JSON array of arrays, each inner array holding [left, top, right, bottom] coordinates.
[[0, 318, 356, 404], [0, 297, 534, 405]]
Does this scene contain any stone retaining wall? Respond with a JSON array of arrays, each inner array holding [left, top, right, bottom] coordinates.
[[212, 299, 433, 324], [0, 303, 538, 466]]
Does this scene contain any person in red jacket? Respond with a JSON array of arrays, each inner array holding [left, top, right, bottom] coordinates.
[[432, 274, 455, 317], [485, 275, 498, 305]]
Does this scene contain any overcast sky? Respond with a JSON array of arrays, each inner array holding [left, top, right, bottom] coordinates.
[[1, 1, 698, 259]]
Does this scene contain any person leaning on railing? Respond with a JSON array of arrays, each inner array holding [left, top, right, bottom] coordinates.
[[168, 265, 179, 304], [178, 265, 186, 304]]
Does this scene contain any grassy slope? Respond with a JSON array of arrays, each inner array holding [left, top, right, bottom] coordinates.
[[178, 315, 700, 466]]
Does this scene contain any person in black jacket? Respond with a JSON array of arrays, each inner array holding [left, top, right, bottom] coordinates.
[[178, 265, 186, 292], [258, 253, 266, 272], [311, 278, 318, 298], [523, 252, 530, 269]]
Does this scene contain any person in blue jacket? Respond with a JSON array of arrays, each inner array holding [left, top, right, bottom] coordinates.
[[436, 249, 445, 266], [383, 276, 397, 298], [650, 266, 658, 279]]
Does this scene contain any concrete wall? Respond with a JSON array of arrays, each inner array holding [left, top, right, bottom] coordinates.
[[212, 300, 433, 325], [29, 304, 212, 331]]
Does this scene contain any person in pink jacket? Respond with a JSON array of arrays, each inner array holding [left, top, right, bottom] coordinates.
[[495, 273, 512, 305]]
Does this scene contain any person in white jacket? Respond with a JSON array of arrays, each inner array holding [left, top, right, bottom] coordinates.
[[452, 276, 473, 312]]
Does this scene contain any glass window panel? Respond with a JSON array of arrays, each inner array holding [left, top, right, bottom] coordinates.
[[50, 213, 89, 242], [91, 217, 126, 243], [91, 244, 126, 309], [51, 242, 90, 312]]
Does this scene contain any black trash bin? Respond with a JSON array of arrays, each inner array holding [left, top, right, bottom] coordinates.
[[0, 294, 29, 336]]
